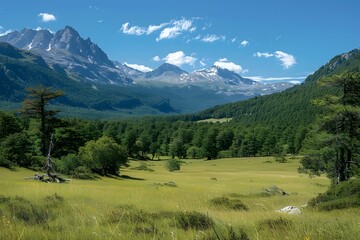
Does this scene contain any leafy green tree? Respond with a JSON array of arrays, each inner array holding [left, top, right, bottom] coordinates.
[[186, 146, 203, 159], [302, 72, 360, 182], [21, 86, 63, 155], [202, 127, 219, 160], [78, 136, 127, 176], [0, 132, 31, 167], [0, 111, 22, 140]]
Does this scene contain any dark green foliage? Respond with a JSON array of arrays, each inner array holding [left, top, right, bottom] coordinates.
[[78, 136, 128, 176], [166, 159, 181, 172], [308, 178, 360, 210], [209, 196, 248, 210], [301, 71, 360, 182], [0, 132, 32, 167], [175, 211, 214, 230]]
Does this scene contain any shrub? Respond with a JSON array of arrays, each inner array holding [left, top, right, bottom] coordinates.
[[131, 162, 154, 172], [217, 150, 232, 159], [73, 166, 96, 179], [209, 196, 248, 211], [308, 178, 360, 210], [166, 159, 181, 172], [176, 211, 213, 230]]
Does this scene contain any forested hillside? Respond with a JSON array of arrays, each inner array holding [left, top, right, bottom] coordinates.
[[1, 49, 360, 178]]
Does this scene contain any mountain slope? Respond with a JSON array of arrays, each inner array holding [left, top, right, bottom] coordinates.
[[0, 43, 183, 115], [188, 49, 360, 129], [0, 27, 132, 85]]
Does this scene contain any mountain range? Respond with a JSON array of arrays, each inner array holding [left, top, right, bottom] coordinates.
[[0, 26, 296, 117]]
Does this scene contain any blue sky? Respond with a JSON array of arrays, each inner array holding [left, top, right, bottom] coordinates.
[[0, 0, 359, 81]]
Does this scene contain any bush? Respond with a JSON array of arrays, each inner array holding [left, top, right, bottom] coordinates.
[[73, 166, 96, 179], [209, 196, 248, 211], [131, 162, 154, 172], [308, 178, 360, 210], [166, 159, 181, 172], [176, 211, 214, 230]]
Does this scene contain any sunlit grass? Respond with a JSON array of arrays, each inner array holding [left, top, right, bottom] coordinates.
[[1, 157, 359, 239]]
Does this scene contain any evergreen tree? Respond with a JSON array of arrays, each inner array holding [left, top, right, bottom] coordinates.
[[302, 72, 360, 182], [21, 86, 63, 155]]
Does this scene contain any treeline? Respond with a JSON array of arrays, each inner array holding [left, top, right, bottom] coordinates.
[[0, 109, 308, 175]]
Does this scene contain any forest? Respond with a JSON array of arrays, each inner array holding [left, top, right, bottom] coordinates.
[[1, 71, 359, 184]]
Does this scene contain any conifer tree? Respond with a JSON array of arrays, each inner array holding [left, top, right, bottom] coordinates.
[[21, 86, 63, 156]]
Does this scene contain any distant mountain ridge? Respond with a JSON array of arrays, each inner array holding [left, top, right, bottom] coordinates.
[[0, 26, 299, 117], [0, 26, 295, 95], [0, 26, 132, 85]]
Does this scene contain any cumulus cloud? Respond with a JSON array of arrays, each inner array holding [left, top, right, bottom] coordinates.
[[214, 58, 244, 74], [201, 34, 225, 43], [274, 51, 296, 69], [156, 19, 193, 41], [240, 40, 249, 46], [163, 51, 197, 67], [38, 13, 56, 22], [254, 51, 296, 69], [124, 62, 153, 72]]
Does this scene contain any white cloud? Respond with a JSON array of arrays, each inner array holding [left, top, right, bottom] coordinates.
[[247, 76, 306, 81], [121, 22, 146, 35], [156, 19, 193, 41], [163, 51, 197, 67], [214, 58, 244, 74], [201, 34, 225, 43], [274, 51, 296, 69], [231, 38, 237, 43], [254, 52, 274, 58], [152, 56, 161, 61], [124, 62, 153, 72], [254, 51, 296, 69], [89, 5, 99, 10], [38, 13, 56, 22], [121, 22, 168, 36], [200, 58, 207, 67], [240, 40, 249, 46], [147, 23, 168, 35]]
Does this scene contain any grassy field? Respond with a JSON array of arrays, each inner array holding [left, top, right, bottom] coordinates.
[[1, 157, 359, 240]]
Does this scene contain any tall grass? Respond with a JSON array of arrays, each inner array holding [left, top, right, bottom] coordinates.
[[0, 157, 359, 239]]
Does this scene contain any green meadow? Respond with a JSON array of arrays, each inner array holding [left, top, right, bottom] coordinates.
[[1, 157, 359, 240]]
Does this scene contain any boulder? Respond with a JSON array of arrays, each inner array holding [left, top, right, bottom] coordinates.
[[276, 206, 301, 214]]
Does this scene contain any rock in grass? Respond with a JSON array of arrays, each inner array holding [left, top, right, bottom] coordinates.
[[276, 206, 301, 214]]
